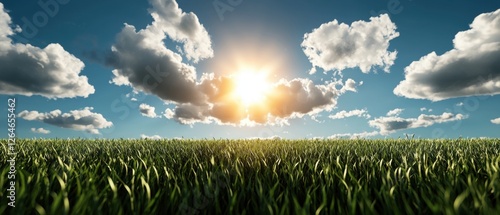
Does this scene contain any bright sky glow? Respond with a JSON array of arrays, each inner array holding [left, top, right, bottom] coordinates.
[[0, 0, 499, 139], [233, 69, 271, 106]]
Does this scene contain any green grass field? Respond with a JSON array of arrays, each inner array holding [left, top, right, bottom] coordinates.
[[1, 138, 500, 214]]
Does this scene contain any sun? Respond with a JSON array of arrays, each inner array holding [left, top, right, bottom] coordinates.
[[233, 69, 271, 106]]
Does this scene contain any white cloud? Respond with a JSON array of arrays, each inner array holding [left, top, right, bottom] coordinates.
[[31, 128, 50, 134], [386, 108, 404, 116], [420, 107, 432, 112], [0, 3, 15, 49], [341, 78, 357, 93], [491, 117, 500, 124], [394, 9, 500, 101], [245, 135, 282, 140], [0, 3, 94, 99], [163, 108, 175, 119], [110, 69, 130, 86], [308, 67, 317, 75], [302, 14, 399, 73], [328, 131, 379, 139], [140, 134, 162, 140], [18, 107, 112, 134], [329, 109, 370, 119], [108, 0, 210, 104], [148, 0, 213, 62], [369, 112, 467, 135], [108, 0, 354, 126], [139, 103, 158, 118]]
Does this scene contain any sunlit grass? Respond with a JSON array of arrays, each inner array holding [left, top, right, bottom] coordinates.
[[1, 138, 500, 214]]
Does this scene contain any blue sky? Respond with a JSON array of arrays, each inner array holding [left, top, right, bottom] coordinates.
[[1, 0, 499, 139]]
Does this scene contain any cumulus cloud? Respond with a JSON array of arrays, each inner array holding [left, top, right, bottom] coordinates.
[[492, 118, 500, 124], [302, 14, 399, 73], [420, 107, 432, 112], [386, 108, 404, 116], [18, 107, 112, 134], [341, 78, 357, 93], [31, 128, 50, 134], [148, 0, 213, 62], [163, 108, 175, 119], [108, 0, 353, 126], [108, 23, 204, 104], [328, 131, 379, 139], [245, 135, 282, 140], [0, 3, 15, 48], [329, 109, 370, 119], [0, 3, 94, 99], [394, 9, 500, 101], [108, 0, 211, 104], [369, 112, 467, 135], [169, 78, 343, 125], [140, 134, 162, 140], [139, 103, 158, 118], [168, 103, 212, 125]]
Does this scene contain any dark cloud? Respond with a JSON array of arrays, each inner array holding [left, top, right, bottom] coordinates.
[[394, 9, 500, 101], [166, 103, 212, 125], [0, 3, 94, 99], [110, 0, 358, 126], [165, 78, 345, 125], [108, 0, 212, 105], [108, 23, 205, 104]]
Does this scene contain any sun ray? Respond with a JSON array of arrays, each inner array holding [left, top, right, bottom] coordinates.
[[233, 68, 271, 106]]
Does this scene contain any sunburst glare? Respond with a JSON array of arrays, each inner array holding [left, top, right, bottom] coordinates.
[[233, 68, 271, 106]]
